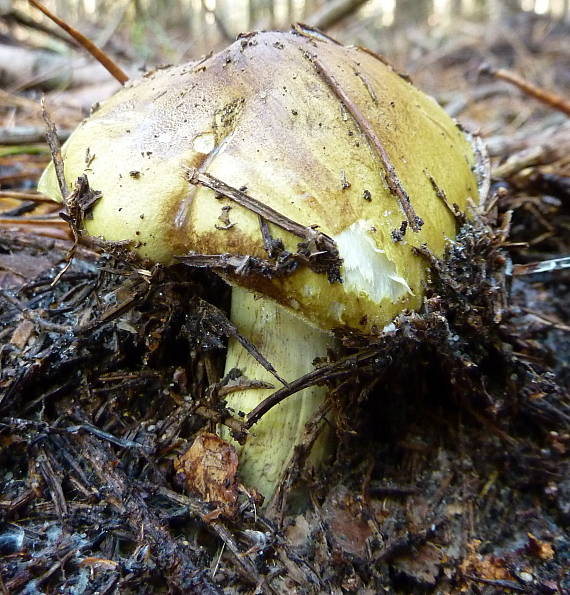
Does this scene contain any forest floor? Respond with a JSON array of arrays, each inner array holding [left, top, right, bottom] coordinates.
[[0, 10, 569, 595]]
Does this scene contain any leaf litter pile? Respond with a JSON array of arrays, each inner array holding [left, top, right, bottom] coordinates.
[[1, 11, 569, 595]]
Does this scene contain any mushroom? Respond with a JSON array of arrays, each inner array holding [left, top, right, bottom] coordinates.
[[38, 27, 486, 506]]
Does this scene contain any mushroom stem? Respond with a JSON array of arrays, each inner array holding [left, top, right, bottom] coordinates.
[[221, 286, 334, 505]]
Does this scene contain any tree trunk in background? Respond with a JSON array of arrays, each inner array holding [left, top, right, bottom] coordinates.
[[394, 0, 430, 27], [304, 0, 319, 21], [468, 0, 489, 20], [265, 0, 275, 28], [17, 0, 570, 60], [248, 0, 256, 29], [490, 0, 524, 20], [191, 0, 206, 53], [132, 0, 144, 20]]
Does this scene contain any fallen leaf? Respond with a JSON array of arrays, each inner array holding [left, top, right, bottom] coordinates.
[[322, 485, 372, 558], [526, 532, 555, 561], [0, 252, 55, 288], [459, 539, 514, 582], [174, 432, 239, 518], [393, 543, 444, 587], [10, 319, 35, 350]]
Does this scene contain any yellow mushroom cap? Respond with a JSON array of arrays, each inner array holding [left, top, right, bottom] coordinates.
[[38, 28, 485, 334]]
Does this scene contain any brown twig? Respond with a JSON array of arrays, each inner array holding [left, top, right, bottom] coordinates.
[[521, 308, 570, 333], [186, 169, 341, 280], [177, 251, 298, 279], [33, 551, 76, 590], [192, 297, 289, 388], [36, 448, 68, 518], [480, 63, 570, 117], [0, 217, 67, 226], [464, 574, 526, 592], [311, 58, 423, 231], [0, 190, 55, 204], [292, 23, 342, 45], [40, 100, 83, 286], [28, 0, 128, 85], [41, 98, 68, 199], [425, 171, 462, 219], [187, 169, 330, 245], [245, 348, 378, 429], [492, 145, 554, 179], [194, 406, 250, 441], [259, 216, 285, 258]]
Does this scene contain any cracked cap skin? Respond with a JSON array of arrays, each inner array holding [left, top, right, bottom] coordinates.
[[39, 28, 482, 335]]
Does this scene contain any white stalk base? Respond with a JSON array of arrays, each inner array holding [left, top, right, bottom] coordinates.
[[221, 286, 334, 505]]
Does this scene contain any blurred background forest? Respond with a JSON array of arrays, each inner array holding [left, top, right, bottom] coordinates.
[[1, 0, 569, 66]]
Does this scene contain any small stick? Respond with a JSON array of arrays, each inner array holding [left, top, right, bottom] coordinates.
[[312, 58, 423, 231], [425, 171, 462, 219], [0, 217, 67, 226], [492, 145, 549, 179], [245, 348, 377, 428], [41, 98, 68, 199], [480, 63, 570, 117], [196, 297, 289, 388], [28, 0, 128, 85], [0, 126, 72, 145], [0, 190, 56, 204], [521, 308, 570, 333], [187, 169, 337, 253], [41, 100, 83, 285], [65, 424, 147, 450], [178, 251, 291, 278], [512, 256, 570, 276]]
